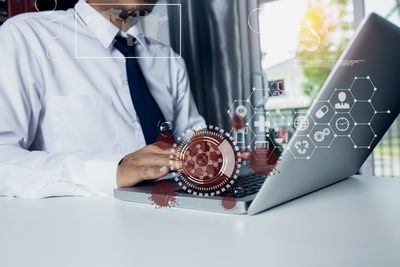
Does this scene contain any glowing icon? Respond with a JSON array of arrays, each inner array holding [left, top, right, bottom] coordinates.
[[335, 117, 350, 132], [275, 129, 284, 144], [159, 121, 174, 136], [255, 141, 270, 149], [254, 116, 272, 132], [294, 140, 310, 155], [298, 25, 320, 52], [235, 127, 248, 144], [294, 116, 309, 131], [271, 81, 285, 96], [34, 0, 57, 12], [334, 92, 350, 110], [316, 105, 329, 119], [235, 105, 248, 117], [314, 128, 331, 142]]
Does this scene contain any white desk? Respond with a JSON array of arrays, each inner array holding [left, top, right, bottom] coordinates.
[[1, 176, 399, 267]]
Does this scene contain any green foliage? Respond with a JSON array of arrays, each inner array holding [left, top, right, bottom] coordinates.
[[386, 0, 400, 18], [296, 0, 352, 99]]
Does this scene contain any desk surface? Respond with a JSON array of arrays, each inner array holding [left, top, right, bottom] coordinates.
[[1, 176, 400, 267]]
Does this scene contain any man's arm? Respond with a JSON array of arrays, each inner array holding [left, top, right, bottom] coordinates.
[[0, 22, 123, 198], [0, 21, 173, 198]]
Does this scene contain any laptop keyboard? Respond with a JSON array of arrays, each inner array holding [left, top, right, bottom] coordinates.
[[177, 173, 267, 199]]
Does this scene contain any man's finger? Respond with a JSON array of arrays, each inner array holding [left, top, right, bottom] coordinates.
[[140, 166, 170, 180], [146, 144, 179, 156], [239, 152, 251, 160], [135, 154, 172, 167]]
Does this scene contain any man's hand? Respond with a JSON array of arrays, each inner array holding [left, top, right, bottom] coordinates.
[[117, 145, 176, 188], [117, 143, 251, 188]]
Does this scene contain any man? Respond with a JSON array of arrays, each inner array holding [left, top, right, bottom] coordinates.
[[0, 0, 205, 198]]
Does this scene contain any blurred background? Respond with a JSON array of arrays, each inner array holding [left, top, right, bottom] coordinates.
[[1, 0, 399, 177], [257, 0, 399, 177]]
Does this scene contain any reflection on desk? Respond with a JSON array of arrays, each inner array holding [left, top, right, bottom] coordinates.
[[1, 176, 399, 267]]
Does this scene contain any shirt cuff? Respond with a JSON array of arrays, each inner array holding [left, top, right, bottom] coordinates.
[[83, 153, 125, 196]]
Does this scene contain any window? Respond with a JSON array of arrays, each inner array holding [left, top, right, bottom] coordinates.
[[365, 0, 400, 26], [257, 0, 399, 177], [257, 0, 354, 147]]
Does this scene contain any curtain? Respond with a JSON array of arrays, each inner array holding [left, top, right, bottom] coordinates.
[[169, 0, 260, 130]]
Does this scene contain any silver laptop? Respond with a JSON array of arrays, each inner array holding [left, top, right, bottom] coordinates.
[[114, 13, 400, 215]]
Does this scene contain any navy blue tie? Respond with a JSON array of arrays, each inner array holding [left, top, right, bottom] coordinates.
[[114, 36, 166, 144]]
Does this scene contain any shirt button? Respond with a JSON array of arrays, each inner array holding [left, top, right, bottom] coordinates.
[[123, 80, 129, 86]]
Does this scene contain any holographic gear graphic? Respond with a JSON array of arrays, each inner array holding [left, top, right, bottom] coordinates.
[[230, 115, 247, 130], [294, 115, 309, 131], [248, 146, 281, 176], [314, 131, 325, 143], [171, 126, 241, 196], [148, 181, 178, 209], [155, 134, 175, 151]]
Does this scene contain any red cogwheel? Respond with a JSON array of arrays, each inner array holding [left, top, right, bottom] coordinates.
[[155, 134, 175, 151], [248, 146, 281, 176], [230, 115, 247, 130], [221, 194, 237, 211], [171, 126, 242, 196], [148, 181, 178, 209]]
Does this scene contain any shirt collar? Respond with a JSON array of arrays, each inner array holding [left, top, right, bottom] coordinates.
[[74, 0, 147, 50]]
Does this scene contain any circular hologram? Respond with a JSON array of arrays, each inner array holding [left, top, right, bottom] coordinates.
[[331, 113, 355, 136], [46, 45, 63, 61], [45, 19, 64, 39], [248, 8, 262, 34], [34, 0, 58, 12], [298, 25, 320, 52], [171, 126, 241, 196], [148, 181, 178, 209], [291, 113, 313, 134]]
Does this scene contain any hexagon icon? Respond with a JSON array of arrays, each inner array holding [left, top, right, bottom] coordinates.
[[310, 125, 334, 147], [329, 89, 355, 113], [291, 112, 314, 135], [252, 128, 289, 152], [268, 126, 293, 148], [331, 113, 355, 136], [289, 135, 316, 159], [350, 125, 376, 149], [228, 100, 255, 128], [249, 87, 270, 108], [350, 76, 376, 101], [267, 108, 291, 126], [230, 126, 256, 150], [310, 101, 335, 124], [350, 102, 375, 124], [251, 111, 276, 135], [252, 135, 277, 152]]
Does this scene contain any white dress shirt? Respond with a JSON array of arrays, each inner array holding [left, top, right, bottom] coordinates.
[[0, 0, 205, 198]]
